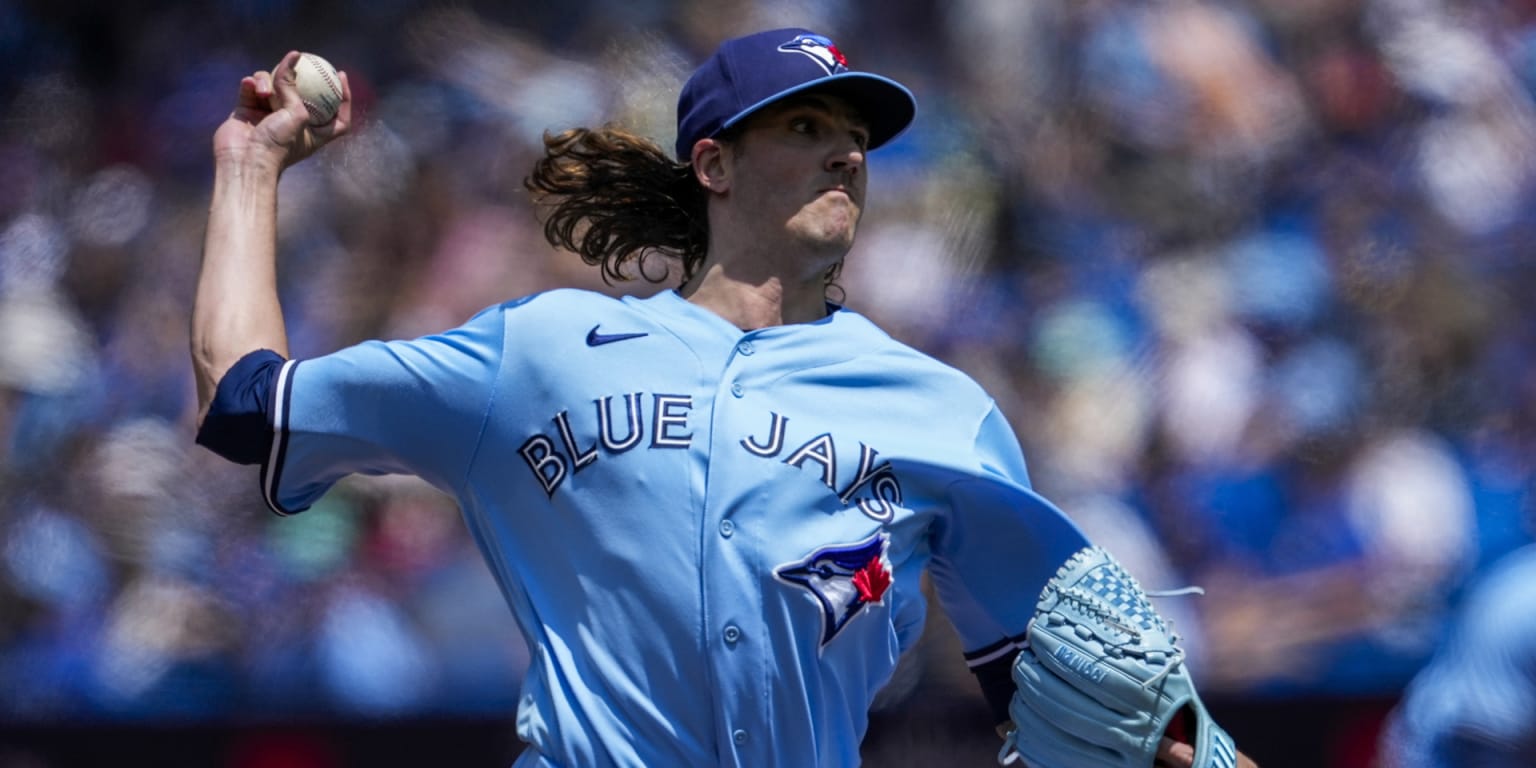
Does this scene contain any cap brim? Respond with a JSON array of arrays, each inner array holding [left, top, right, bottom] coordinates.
[[716, 72, 917, 151]]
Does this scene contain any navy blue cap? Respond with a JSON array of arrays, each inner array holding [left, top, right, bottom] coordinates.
[[675, 28, 917, 160]]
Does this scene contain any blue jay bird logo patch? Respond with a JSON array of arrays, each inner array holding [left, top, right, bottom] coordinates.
[[775, 532, 892, 649], [777, 33, 850, 76]]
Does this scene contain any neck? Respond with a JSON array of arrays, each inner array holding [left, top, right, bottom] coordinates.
[[681, 201, 850, 329], [680, 261, 832, 330]]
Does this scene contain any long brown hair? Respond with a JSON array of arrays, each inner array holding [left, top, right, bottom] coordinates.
[[524, 126, 708, 285]]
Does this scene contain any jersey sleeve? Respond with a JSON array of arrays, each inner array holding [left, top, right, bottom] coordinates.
[[1387, 549, 1536, 764], [262, 303, 509, 514], [925, 402, 1091, 663], [1438, 603, 1536, 756]]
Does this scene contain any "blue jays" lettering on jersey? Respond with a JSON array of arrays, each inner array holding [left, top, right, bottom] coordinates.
[[520, 402, 904, 522]]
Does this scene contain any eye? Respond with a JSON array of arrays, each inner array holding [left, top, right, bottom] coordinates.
[[790, 116, 817, 135], [851, 128, 870, 151]]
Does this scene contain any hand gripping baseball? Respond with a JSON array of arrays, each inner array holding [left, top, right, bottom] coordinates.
[[998, 546, 1240, 768], [213, 50, 352, 173]]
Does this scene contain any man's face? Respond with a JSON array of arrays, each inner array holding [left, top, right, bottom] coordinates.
[[723, 94, 871, 256]]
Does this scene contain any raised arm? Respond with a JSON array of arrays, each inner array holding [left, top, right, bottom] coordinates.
[[191, 50, 352, 426]]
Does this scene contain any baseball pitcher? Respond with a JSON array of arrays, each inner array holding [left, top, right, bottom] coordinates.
[[193, 27, 1258, 768]]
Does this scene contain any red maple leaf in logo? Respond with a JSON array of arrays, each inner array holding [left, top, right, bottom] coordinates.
[[852, 555, 891, 603], [826, 44, 849, 68]]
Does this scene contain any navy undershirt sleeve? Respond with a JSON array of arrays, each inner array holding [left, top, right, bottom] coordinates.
[[195, 349, 286, 465], [972, 651, 1019, 726]]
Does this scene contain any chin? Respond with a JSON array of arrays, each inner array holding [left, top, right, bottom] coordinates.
[[792, 226, 856, 257], [790, 214, 859, 253]]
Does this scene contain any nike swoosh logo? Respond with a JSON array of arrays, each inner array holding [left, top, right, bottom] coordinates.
[[586, 325, 649, 347]]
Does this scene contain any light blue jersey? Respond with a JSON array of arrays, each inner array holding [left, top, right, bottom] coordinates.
[[260, 288, 1090, 767], [1381, 544, 1536, 767]]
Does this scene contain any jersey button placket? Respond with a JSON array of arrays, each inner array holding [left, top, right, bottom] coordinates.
[[714, 342, 763, 763]]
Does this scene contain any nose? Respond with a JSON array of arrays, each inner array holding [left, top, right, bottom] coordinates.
[[826, 137, 865, 177]]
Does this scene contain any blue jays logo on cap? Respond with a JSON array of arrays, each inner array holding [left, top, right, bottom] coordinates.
[[777, 34, 849, 76], [674, 27, 917, 160], [775, 532, 892, 650]]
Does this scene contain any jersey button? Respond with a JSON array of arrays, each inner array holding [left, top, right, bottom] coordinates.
[[737, 341, 755, 356], [719, 519, 734, 538], [723, 625, 741, 645], [730, 382, 744, 398], [733, 729, 748, 746]]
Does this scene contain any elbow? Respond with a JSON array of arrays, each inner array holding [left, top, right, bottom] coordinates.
[[194, 348, 286, 465], [190, 339, 231, 429]]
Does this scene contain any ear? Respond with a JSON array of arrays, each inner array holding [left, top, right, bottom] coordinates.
[[691, 138, 731, 194]]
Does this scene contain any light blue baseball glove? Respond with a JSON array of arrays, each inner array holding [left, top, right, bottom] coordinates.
[[998, 546, 1238, 768]]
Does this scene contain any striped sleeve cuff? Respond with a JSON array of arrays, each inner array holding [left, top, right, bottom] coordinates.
[[259, 358, 306, 516]]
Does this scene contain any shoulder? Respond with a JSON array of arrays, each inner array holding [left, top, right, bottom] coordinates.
[[466, 289, 694, 358], [491, 288, 628, 316], [836, 308, 992, 402], [471, 288, 644, 331]]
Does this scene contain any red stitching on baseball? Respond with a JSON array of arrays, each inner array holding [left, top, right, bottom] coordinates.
[[309, 57, 341, 98]]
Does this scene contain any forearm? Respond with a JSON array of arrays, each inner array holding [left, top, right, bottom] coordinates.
[[192, 156, 290, 425]]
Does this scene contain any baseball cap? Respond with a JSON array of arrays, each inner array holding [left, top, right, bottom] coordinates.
[[675, 28, 917, 160]]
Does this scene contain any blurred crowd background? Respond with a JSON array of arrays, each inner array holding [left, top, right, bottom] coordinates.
[[2, 0, 1534, 765]]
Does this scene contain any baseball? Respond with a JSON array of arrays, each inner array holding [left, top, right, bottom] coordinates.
[[292, 52, 343, 125]]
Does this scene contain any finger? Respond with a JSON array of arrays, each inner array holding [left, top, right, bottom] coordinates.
[[268, 50, 307, 116], [1155, 737, 1195, 768], [252, 71, 274, 99], [236, 73, 272, 112], [237, 75, 259, 105], [318, 69, 354, 138]]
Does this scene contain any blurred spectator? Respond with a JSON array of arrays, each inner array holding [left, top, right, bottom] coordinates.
[[0, 2, 1532, 766], [1378, 543, 1536, 766]]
